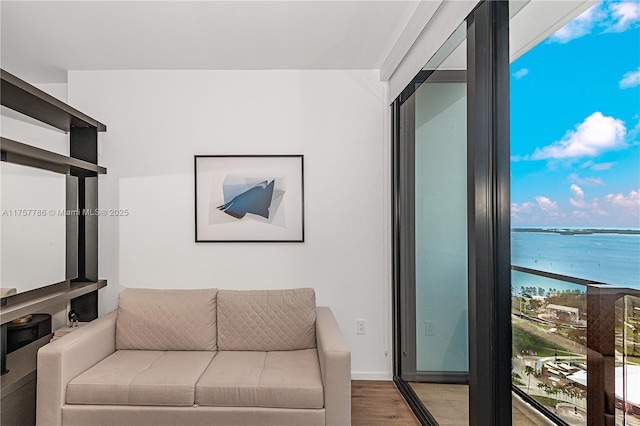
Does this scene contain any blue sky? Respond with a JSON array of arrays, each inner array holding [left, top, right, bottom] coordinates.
[[510, 0, 640, 228]]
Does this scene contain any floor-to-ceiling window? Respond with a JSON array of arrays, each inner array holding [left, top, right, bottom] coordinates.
[[393, 1, 639, 425], [509, 1, 640, 424], [395, 24, 470, 424], [396, 21, 468, 380], [392, 3, 512, 425]]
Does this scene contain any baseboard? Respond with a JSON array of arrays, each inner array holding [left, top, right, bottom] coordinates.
[[351, 372, 393, 381]]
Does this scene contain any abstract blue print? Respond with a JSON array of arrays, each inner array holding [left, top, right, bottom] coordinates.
[[210, 175, 287, 226], [217, 179, 275, 219]]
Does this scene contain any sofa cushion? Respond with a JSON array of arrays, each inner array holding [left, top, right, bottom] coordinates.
[[116, 288, 218, 351], [195, 349, 324, 409], [217, 288, 316, 351], [67, 350, 216, 406]]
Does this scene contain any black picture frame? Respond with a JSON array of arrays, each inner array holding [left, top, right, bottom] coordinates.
[[194, 155, 304, 243]]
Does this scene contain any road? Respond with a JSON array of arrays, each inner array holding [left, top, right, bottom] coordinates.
[[513, 315, 586, 356], [511, 315, 640, 425]]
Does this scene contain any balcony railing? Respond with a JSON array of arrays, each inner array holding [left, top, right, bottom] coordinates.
[[511, 265, 640, 426]]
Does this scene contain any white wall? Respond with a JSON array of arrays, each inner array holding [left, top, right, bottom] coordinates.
[[67, 70, 392, 379], [1, 162, 66, 293], [1, 83, 69, 155], [1, 83, 69, 296], [0, 83, 71, 331]]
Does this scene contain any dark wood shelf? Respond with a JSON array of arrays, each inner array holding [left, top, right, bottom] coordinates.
[[0, 334, 52, 395], [1, 137, 107, 174], [0, 280, 107, 325], [1, 69, 106, 133], [1, 69, 108, 421]]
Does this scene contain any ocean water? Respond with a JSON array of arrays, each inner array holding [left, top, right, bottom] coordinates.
[[511, 231, 640, 291]]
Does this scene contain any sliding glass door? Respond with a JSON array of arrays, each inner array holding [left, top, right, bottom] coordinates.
[[393, 1, 636, 425], [393, 23, 471, 424], [396, 39, 469, 382], [393, 3, 512, 425], [414, 75, 468, 377]]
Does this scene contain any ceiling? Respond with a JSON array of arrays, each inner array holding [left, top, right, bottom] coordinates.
[[0, 1, 421, 84]]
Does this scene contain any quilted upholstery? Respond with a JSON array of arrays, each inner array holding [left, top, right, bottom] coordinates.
[[116, 288, 218, 351], [195, 349, 324, 409], [217, 288, 316, 351], [67, 350, 216, 406]]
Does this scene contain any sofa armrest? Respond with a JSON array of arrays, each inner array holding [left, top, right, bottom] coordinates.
[[315, 306, 351, 426], [37, 310, 117, 426]]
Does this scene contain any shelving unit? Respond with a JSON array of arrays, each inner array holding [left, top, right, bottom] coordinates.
[[0, 69, 106, 132], [1, 68, 107, 305], [0, 280, 107, 325], [1, 68, 108, 425], [1, 137, 107, 175], [0, 334, 51, 425]]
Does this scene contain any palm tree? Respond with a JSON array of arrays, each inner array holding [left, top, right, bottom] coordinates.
[[538, 382, 552, 400], [548, 386, 560, 403], [524, 365, 536, 393], [560, 387, 569, 402], [512, 371, 523, 385]]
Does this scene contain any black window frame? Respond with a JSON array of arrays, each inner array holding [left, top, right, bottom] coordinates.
[[392, 2, 512, 425]]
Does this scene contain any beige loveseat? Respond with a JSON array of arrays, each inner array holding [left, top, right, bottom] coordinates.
[[37, 288, 351, 426]]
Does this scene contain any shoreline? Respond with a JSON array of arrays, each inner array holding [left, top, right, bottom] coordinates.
[[512, 228, 640, 235]]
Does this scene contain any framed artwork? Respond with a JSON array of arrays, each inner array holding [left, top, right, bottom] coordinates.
[[194, 155, 304, 242]]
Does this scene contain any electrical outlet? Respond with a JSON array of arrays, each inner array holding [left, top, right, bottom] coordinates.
[[356, 320, 366, 335], [425, 321, 435, 336]]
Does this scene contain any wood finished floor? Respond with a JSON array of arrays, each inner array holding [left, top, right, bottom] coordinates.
[[352, 380, 557, 425], [410, 383, 556, 426], [352, 381, 419, 425]]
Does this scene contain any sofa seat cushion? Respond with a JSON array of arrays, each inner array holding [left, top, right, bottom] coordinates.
[[195, 349, 323, 409], [67, 350, 216, 406]]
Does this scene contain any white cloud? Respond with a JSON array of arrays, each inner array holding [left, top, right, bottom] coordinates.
[[581, 160, 616, 171], [628, 119, 640, 142], [569, 184, 602, 211], [513, 68, 529, 80], [511, 201, 534, 214], [549, 1, 640, 43], [569, 184, 586, 207], [511, 196, 566, 225], [572, 210, 589, 219], [569, 186, 639, 224], [536, 196, 559, 212], [513, 187, 640, 227], [619, 67, 640, 89], [570, 184, 584, 197], [601, 188, 640, 225], [568, 173, 605, 186], [550, 4, 603, 43], [591, 162, 616, 171], [605, 189, 640, 210], [512, 197, 559, 215], [532, 112, 627, 160], [608, 1, 640, 32]]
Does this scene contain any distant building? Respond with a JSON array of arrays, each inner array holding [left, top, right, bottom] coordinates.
[[546, 304, 579, 322], [568, 366, 640, 415]]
